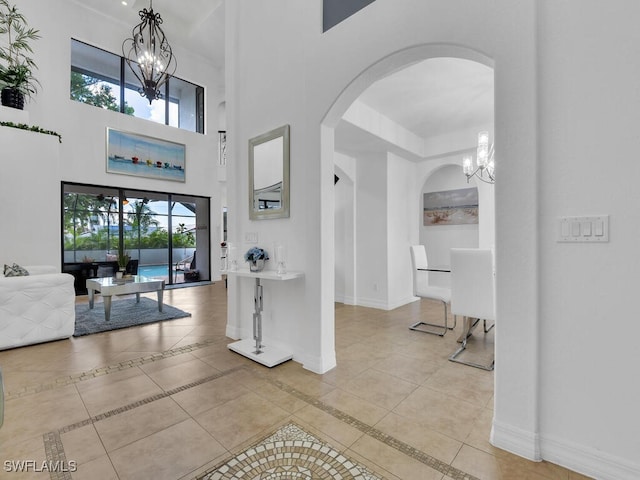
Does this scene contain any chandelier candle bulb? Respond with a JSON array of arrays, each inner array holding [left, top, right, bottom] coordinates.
[[463, 155, 473, 175], [477, 131, 489, 168]]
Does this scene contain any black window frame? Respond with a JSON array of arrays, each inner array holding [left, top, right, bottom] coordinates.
[[61, 181, 211, 291], [71, 38, 205, 134]]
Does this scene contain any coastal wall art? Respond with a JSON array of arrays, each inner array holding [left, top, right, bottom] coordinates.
[[106, 128, 186, 182], [423, 187, 479, 226]]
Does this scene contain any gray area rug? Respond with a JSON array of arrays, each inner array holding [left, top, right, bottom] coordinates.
[[74, 297, 191, 336]]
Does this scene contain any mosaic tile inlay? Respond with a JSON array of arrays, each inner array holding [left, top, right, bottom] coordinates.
[[199, 422, 384, 480]]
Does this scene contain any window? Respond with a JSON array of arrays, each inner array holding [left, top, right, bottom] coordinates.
[[62, 182, 211, 293], [70, 40, 122, 112], [70, 39, 205, 133]]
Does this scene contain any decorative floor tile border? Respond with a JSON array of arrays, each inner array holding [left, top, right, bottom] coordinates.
[[40, 351, 480, 480], [6, 338, 221, 400], [57, 366, 244, 435], [42, 431, 72, 480]]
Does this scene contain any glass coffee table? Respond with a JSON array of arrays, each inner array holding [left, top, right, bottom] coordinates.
[[86, 275, 166, 322]]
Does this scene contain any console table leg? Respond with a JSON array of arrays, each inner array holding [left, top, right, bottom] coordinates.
[[253, 278, 263, 354]]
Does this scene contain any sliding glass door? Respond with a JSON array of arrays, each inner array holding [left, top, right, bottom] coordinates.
[[62, 183, 210, 293]]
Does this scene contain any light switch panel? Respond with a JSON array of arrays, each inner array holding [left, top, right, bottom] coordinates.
[[557, 215, 609, 243], [245, 232, 258, 244]]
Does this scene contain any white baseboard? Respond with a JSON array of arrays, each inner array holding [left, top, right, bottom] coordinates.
[[356, 296, 415, 311], [334, 294, 356, 305], [357, 297, 390, 310], [225, 324, 243, 339], [490, 420, 541, 461], [492, 421, 640, 480], [387, 295, 417, 310], [540, 434, 640, 480], [297, 350, 337, 374]]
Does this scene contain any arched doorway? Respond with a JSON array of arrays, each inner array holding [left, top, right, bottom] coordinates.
[[319, 40, 539, 460], [327, 46, 494, 312]]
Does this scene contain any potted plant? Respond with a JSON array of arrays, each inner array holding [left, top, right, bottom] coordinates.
[[116, 251, 130, 278], [0, 0, 40, 109], [244, 247, 269, 272]]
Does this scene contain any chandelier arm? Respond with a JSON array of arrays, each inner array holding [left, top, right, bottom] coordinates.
[[465, 165, 495, 185], [476, 174, 495, 185]]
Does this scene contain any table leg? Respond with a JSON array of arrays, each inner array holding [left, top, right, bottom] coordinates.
[[103, 295, 112, 322], [157, 289, 163, 312], [88, 289, 95, 309], [136, 292, 140, 303], [253, 278, 263, 354]]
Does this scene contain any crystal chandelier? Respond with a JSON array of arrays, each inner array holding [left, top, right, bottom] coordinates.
[[122, 0, 177, 104], [463, 131, 495, 184]]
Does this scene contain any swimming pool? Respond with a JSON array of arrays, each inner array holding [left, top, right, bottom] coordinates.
[[138, 264, 171, 278]]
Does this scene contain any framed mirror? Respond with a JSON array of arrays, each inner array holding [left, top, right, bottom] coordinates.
[[249, 124, 290, 220]]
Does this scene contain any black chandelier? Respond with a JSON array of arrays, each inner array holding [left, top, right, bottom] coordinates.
[[122, 0, 177, 104]]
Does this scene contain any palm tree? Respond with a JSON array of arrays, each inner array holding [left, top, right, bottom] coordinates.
[[125, 198, 159, 262]]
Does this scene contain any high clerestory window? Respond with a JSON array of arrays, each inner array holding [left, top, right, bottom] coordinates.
[[70, 39, 204, 134]]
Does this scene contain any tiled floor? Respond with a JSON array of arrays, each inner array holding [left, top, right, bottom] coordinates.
[[0, 281, 592, 479]]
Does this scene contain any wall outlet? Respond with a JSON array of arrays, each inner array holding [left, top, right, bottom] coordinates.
[[245, 232, 258, 243]]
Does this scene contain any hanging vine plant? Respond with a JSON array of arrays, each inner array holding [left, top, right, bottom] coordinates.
[[0, 120, 61, 142]]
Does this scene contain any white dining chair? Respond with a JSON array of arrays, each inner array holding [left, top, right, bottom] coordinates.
[[449, 248, 495, 370], [409, 245, 456, 336]]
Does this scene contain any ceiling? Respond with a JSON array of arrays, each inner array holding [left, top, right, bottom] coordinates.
[[336, 57, 494, 158], [358, 57, 494, 139], [77, 3, 494, 159]]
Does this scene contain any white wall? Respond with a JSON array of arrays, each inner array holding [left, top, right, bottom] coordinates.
[[334, 150, 417, 311], [0, 123, 61, 266], [355, 152, 388, 308], [1, 0, 224, 278], [386, 152, 417, 309], [225, 0, 335, 373], [334, 154, 356, 305], [536, 1, 640, 476], [227, 1, 638, 478]]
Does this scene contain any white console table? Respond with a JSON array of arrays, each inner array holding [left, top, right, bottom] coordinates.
[[226, 269, 304, 367]]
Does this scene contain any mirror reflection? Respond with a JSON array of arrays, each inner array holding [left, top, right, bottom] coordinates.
[[253, 137, 283, 210], [249, 124, 290, 220]]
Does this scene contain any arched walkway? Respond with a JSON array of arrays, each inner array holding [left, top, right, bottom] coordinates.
[[320, 43, 540, 460]]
